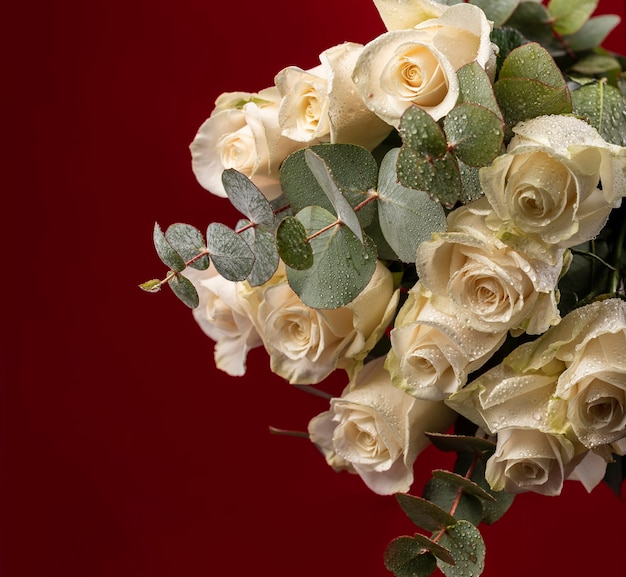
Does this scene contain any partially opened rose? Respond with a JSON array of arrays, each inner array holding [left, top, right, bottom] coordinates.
[[352, 3, 496, 126], [190, 88, 301, 200], [251, 261, 399, 384], [415, 197, 564, 335], [275, 43, 392, 149], [385, 282, 507, 401], [308, 356, 456, 495], [480, 115, 626, 262], [372, 0, 447, 31]]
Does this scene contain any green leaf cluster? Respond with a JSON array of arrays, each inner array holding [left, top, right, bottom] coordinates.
[[384, 434, 515, 577]]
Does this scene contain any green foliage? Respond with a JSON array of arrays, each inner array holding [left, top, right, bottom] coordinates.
[[546, 0, 597, 36], [470, 0, 519, 28], [164, 223, 209, 271], [222, 169, 275, 228], [238, 220, 280, 286], [153, 222, 186, 273], [167, 273, 199, 309], [437, 521, 486, 577], [571, 81, 626, 146], [275, 216, 313, 271], [395, 494, 457, 533], [205, 222, 255, 281], [384, 538, 438, 577]]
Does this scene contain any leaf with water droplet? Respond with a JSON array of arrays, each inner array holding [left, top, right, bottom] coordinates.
[[432, 470, 496, 503], [205, 222, 254, 281], [504, 2, 560, 54], [424, 477, 483, 526], [153, 222, 186, 272], [222, 168, 275, 227], [285, 206, 377, 308], [399, 106, 448, 157], [384, 537, 439, 577], [377, 148, 446, 262], [165, 222, 209, 270], [547, 0, 597, 36], [167, 273, 199, 309], [456, 62, 502, 119], [396, 493, 458, 533], [237, 219, 280, 285], [437, 521, 486, 577], [275, 216, 313, 270], [572, 81, 626, 146]]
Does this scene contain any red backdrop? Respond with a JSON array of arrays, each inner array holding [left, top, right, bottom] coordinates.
[[4, 1, 626, 576]]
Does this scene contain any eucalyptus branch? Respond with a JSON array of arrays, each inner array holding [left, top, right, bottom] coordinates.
[[268, 426, 310, 439], [609, 213, 626, 295]]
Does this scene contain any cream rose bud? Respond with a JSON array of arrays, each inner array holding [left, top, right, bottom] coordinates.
[[385, 282, 507, 401], [275, 43, 392, 149], [480, 115, 626, 259], [485, 428, 581, 496], [183, 265, 263, 377], [308, 357, 456, 495], [190, 87, 301, 200], [253, 261, 399, 385], [352, 3, 496, 126], [415, 197, 564, 335]]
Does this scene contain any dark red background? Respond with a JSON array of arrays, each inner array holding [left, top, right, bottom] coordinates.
[[4, 1, 626, 576]]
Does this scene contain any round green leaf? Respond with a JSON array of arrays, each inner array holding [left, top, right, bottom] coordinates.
[[437, 521, 486, 577], [222, 168, 275, 227], [423, 478, 483, 527], [276, 216, 313, 271], [547, 0, 597, 36], [285, 206, 377, 309], [167, 273, 199, 309], [431, 470, 496, 503], [165, 222, 209, 270], [396, 493, 457, 533], [470, 0, 519, 27], [398, 106, 448, 157], [205, 222, 254, 281], [444, 103, 504, 167], [384, 537, 439, 577], [565, 15, 622, 53], [572, 82, 626, 146], [153, 222, 186, 272], [456, 62, 502, 119], [238, 219, 280, 285]]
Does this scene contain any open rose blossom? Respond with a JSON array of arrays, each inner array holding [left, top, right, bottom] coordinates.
[[352, 3, 496, 126], [190, 88, 302, 200], [275, 43, 392, 149], [308, 357, 456, 495], [385, 282, 507, 401], [415, 197, 564, 335], [480, 115, 626, 262], [251, 261, 399, 385]]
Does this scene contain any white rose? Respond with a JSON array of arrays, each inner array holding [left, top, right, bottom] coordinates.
[[415, 197, 564, 335], [253, 261, 399, 384], [275, 43, 392, 149], [308, 357, 456, 495], [372, 0, 447, 31], [485, 428, 584, 496], [385, 282, 507, 401], [352, 3, 496, 126], [480, 115, 626, 261], [190, 88, 301, 200], [184, 265, 263, 377]]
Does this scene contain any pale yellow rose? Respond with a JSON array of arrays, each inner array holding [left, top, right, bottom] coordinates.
[[184, 265, 263, 377], [352, 3, 496, 126], [415, 197, 564, 335], [372, 0, 447, 31], [190, 88, 301, 200], [480, 115, 626, 262], [385, 282, 507, 401], [275, 43, 392, 149], [252, 261, 399, 384], [308, 357, 456, 495]]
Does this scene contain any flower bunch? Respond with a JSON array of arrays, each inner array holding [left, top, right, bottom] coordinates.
[[141, 1, 626, 575]]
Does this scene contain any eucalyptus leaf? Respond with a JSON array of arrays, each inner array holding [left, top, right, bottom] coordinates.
[[547, 0, 597, 36], [437, 521, 486, 577], [286, 206, 377, 309], [457, 160, 484, 204], [571, 82, 626, 146], [377, 148, 446, 262], [456, 62, 502, 119], [304, 149, 364, 242], [153, 222, 186, 272], [280, 143, 378, 227], [444, 103, 504, 167], [396, 493, 457, 532], [411, 534, 455, 566], [205, 222, 255, 281], [167, 273, 199, 309], [384, 537, 439, 577], [431, 470, 496, 503], [505, 1, 561, 54], [423, 478, 483, 526], [399, 106, 448, 157], [490, 27, 528, 77], [238, 219, 280, 285], [425, 433, 496, 455], [565, 15, 621, 53], [570, 54, 622, 76], [165, 222, 209, 270], [275, 216, 314, 271], [222, 169, 275, 227], [470, 0, 519, 28]]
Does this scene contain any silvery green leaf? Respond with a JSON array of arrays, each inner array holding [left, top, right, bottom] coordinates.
[[396, 493, 457, 533], [565, 15, 622, 53], [470, 0, 519, 27], [304, 149, 363, 243], [237, 219, 280, 285], [431, 470, 496, 503], [153, 222, 186, 272], [547, 0, 597, 36], [489, 27, 528, 78], [458, 160, 484, 204], [456, 62, 502, 119], [165, 222, 209, 270], [167, 273, 199, 309], [444, 103, 504, 167], [398, 106, 448, 157], [286, 206, 377, 309], [384, 537, 439, 577], [569, 54, 622, 77], [572, 82, 626, 146], [505, 2, 561, 54], [423, 478, 483, 526], [275, 216, 313, 271], [205, 222, 254, 281], [222, 169, 275, 227], [437, 521, 486, 577], [280, 144, 378, 227], [377, 148, 446, 262]]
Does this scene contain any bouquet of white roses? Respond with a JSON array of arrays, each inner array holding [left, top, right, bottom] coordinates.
[[141, 0, 626, 575]]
